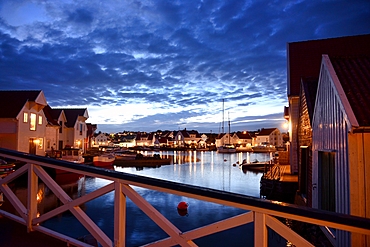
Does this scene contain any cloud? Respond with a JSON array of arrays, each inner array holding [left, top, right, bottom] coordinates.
[[0, 0, 369, 133]]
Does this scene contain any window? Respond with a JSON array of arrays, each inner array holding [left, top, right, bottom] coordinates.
[[30, 113, 36, 131], [59, 121, 63, 133], [38, 115, 43, 125], [23, 112, 28, 123]]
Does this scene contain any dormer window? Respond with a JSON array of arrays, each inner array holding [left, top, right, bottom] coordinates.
[[23, 112, 28, 123]]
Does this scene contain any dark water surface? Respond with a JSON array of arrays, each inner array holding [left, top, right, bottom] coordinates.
[[11, 151, 288, 246]]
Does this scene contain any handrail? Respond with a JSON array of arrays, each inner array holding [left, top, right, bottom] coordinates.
[[1, 147, 370, 247]]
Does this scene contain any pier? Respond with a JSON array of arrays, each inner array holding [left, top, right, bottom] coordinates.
[[260, 164, 298, 203], [1, 148, 369, 247]]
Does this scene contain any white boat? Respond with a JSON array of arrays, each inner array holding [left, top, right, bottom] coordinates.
[[217, 144, 236, 153], [252, 145, 276, 153]]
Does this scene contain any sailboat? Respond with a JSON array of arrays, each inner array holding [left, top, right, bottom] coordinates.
[[217, 100, 236, 153]]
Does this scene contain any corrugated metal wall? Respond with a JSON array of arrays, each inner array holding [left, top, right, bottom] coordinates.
[[312, 61, 350, 246]]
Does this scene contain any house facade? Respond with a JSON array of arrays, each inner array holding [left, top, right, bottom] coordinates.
[[287, 34, 370, 174], [255, 128, 283, 147], [311, 55, 370, 246], [0, 90, 48, 156]]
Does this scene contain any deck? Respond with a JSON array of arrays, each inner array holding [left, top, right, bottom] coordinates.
[[260, 164, 298, 202]]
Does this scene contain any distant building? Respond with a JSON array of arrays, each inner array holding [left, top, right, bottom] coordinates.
[[255, 128, 283, 147]]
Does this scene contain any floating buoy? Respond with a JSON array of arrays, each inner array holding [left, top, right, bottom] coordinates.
[[177, 201, 188, 210], [177, 201, 189, 216]]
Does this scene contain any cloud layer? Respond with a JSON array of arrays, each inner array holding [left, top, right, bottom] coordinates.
[[1, 0, 369, 133]]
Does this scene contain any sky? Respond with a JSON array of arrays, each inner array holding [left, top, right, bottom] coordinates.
[[0, 0, 369, 134]]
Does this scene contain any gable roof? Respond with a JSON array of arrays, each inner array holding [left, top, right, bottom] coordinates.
[[234, 131, 252, 139], [287, 34, 370, 97], [43, 105, 60, 126], [329, 55, 370, 127], [257, 128, 277, 136], [0, 90, 46, 118], [301, 77, 319, 123], [56, 108, 88, 127]]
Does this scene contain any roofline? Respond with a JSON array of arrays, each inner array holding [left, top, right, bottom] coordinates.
[[321, 54, 359, 128]]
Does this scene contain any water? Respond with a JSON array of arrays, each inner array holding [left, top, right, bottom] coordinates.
[[8, 151, 287, 246]]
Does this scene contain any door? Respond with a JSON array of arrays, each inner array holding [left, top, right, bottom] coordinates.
[[29, 138, 36, 155], [318, 151, 335, 212]]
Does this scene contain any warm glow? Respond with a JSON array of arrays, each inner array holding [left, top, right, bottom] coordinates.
[[283, 121, 289, 129]]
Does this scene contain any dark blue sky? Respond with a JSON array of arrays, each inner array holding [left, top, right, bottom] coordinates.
[[1, 0, 369, 133]]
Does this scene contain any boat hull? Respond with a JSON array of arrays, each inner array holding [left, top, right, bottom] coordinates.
[[93, 155, 115, 167]]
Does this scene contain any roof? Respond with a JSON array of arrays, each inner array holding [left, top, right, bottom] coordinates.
[[257, 128, 277, 136], [330, 55, 370, 127], [56, 108, 88, 127], [234, 131, 252, 139], [43, 105, 60, 126], [0, 90, 44, 118], [287, 34, 370, 97], [301, 77, 319, 123]]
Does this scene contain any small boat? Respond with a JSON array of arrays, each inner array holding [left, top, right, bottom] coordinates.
[[0, 159, 15, 178], [217, 144, 236, 153], [93, 154, 115, 167]]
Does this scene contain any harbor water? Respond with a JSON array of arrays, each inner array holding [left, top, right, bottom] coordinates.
[[6, 151, 288, 246]]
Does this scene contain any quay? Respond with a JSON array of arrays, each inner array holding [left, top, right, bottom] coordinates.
[[260, 164, 298, 203]]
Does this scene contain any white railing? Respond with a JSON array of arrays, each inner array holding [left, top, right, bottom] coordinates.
[[0, 148, 369, 247]]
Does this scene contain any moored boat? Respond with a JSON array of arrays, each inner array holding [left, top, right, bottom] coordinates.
[[217, 144, 237, 153], [0, 159, 15, 178], [93, 154, 115, 167]]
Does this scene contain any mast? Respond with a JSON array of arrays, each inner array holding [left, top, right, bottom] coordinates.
[[228, 112, 230, 145], [222, 99, 224, 134]]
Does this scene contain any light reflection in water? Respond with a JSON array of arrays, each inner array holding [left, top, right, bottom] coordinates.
[[5, 151, 287, 247]]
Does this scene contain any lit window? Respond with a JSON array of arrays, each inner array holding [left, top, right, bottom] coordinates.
[[30, 113, 36, 131], [38, 115, 43, 125], [23, 112, 28, 123]]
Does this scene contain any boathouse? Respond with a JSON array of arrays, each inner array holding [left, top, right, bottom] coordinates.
[[311, 54, 370, 246]]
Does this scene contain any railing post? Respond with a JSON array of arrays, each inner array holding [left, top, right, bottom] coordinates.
[[27, 163, 38, 232], [114, 181, 126, 247], [254, 212, 267, 247]]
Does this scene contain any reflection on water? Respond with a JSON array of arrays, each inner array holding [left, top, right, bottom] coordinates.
[[4, 151, 286, 246]]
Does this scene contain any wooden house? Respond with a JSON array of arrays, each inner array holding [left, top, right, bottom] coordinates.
[[287, 34, 370, 174], [135, 132, 155, 147], [53, 108, 89, 152], [0, 90, 47, 156], [296, 77, 318, 208], [311, 55, 370, 246], [173, 129, 202, 148], [255, 128, 282, 147]]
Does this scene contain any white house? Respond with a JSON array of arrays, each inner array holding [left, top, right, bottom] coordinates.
[[0, 90, 48, 156], [255, 128, 283, 147]]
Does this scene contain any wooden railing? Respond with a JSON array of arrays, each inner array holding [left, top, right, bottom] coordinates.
[[0, 148, 369, 247]]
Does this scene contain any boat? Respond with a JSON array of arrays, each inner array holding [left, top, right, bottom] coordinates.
[[93, 154, 115, 167], [0, 159, 15, 178], [217, 144, 236, 153], [114, 153, 172, 167], [217, 99, 236, 153], [252, 145, 276, 153]]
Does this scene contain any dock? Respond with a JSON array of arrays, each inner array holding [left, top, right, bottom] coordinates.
[[260, 164, 298, 203]]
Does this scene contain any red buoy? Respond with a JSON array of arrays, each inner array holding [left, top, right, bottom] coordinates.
[[177, 201, 189, 216], [177, 201, 188, 210]]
